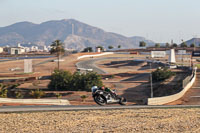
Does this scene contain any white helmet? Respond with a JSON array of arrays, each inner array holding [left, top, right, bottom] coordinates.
[[91, 86, 98, 92]]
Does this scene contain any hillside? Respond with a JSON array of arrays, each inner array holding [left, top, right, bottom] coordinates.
[[185, 38, 200, 46], [0, 19, 154, 51]]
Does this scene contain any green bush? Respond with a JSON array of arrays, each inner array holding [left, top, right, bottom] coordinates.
[[55, 93, 62, 99], [110, 75, 115, 79], [48, 69, 73, 91], [15, 89, 24, 99], [81, 95, 88, 102], [48, 70, 103, 91], [0, 84, 7, 98], [30, 89, 45, 99], [0, 89, 8, 98], [152, 67, 175, 82]]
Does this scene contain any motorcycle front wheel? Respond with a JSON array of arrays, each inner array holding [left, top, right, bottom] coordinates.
[[94, 95, 106, 106]]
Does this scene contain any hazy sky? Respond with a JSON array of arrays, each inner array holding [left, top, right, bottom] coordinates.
[[0, 0, 200, 43]]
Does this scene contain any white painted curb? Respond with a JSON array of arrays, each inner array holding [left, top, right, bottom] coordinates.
[[0, 98, 70, 105], [77, 52, 114, 60]]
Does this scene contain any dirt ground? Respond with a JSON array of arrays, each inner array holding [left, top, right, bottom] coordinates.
[[0, 108, 200, 132]]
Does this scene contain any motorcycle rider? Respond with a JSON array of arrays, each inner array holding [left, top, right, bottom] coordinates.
[[99, 86, 117, 98]]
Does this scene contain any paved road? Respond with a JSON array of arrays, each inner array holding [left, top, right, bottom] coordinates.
[[0, 105, 200, 113], [76, 57, 129, 74], [182, 71, 200, 104]]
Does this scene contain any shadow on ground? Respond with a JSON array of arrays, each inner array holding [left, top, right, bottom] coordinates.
[[121, 83, 150, 105], [102, 60, 145, 68]]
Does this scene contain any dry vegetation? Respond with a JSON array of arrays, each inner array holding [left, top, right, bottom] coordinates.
[[0, 108, 200, 132]]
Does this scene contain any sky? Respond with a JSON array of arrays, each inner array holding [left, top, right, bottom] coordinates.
[[0, 0, 200, 43]]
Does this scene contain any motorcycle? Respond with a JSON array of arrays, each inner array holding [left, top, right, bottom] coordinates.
[[91, 86, 127, 106]]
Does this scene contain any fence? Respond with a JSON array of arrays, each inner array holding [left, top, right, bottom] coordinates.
[[182, 68, 195, 88]]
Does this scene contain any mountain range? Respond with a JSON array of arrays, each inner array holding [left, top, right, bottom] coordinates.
[[0, 19, 155, 51], [185, 38, 200, 46]]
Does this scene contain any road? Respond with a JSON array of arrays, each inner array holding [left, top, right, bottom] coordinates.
[[0, 105, 200, 113], [76, 57, 129, 74], [177, 70, 200, 104]]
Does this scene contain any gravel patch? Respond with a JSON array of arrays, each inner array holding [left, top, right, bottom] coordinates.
[[0, 108, 200, 132]]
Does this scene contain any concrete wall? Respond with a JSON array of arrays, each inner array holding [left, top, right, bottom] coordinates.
[[77, 52, 114, 60], [0, 98, 70, 105], [148, 67, 197, 105]]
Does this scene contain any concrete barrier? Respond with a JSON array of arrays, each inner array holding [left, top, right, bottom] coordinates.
[[148, 67, 197, 105], [0, 98, 70, 105], [77, 52, 114, 60]]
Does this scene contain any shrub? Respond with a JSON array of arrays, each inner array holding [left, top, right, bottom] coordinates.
[[0, 84, 7, 98], [48, 69, 73, 91], [152, 67, 175, 82], [0, 89, 8, 98], [81, 95, 88, 102], [30, 89, 45, 99], [15, 89, 24, 99], [110, 75, 115, 79], [55, 93, 62, 99], [48, 70, 103, 91]]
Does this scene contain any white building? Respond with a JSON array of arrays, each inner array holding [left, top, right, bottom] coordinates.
[[43, 46, 48, 52], [31, 46, 39, 52], [24, 47, 30, 52], [8, 47, 23, 55], [0, 47, 3, 53]]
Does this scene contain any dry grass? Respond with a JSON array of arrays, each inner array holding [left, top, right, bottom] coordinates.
[[0, 108, 199, 132]]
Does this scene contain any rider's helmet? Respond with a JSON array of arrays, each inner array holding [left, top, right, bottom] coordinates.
[[91, 86, 98, 93]]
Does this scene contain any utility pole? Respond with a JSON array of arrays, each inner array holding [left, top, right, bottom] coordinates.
[[150, 62, 153, 98]]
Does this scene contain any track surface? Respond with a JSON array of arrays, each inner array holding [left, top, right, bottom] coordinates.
[[76, 57, 129, 74], [0, 105, 200, 113]]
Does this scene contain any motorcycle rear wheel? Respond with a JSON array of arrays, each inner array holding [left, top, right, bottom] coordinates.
[[94, 95, 106, 106]]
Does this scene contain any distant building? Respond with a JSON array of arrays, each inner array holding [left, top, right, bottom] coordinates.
[[0, 47, 3, 53], [96, 47, 101, 52], [24, 47, 30, 52], [43, 46, 48, 52], [31, 46, 38, 52], [8, 47, 24, 55], [17, 43, 21, 48]]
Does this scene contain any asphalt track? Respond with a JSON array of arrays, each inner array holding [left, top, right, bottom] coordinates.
[[76, 57, 129, 74], [0, 105, 200, 113]]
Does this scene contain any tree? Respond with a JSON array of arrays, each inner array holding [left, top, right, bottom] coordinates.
[[155, 43, 160, 48], [172, 43, 178, 48], [50, 40, 65, 70], [190, 43, 196, 47], [165, 43, 170, 48], [139, 41, 146, 47], [180, 42, 187, 47], [82, 47, 93, 52], [118, 45, 121, 49], [108, 45, 114, 49]]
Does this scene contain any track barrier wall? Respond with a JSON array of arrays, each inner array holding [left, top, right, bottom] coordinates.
[[147, 67, 197, 105], [77, 52, 114, 60], [0, 98, 70, 105]]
